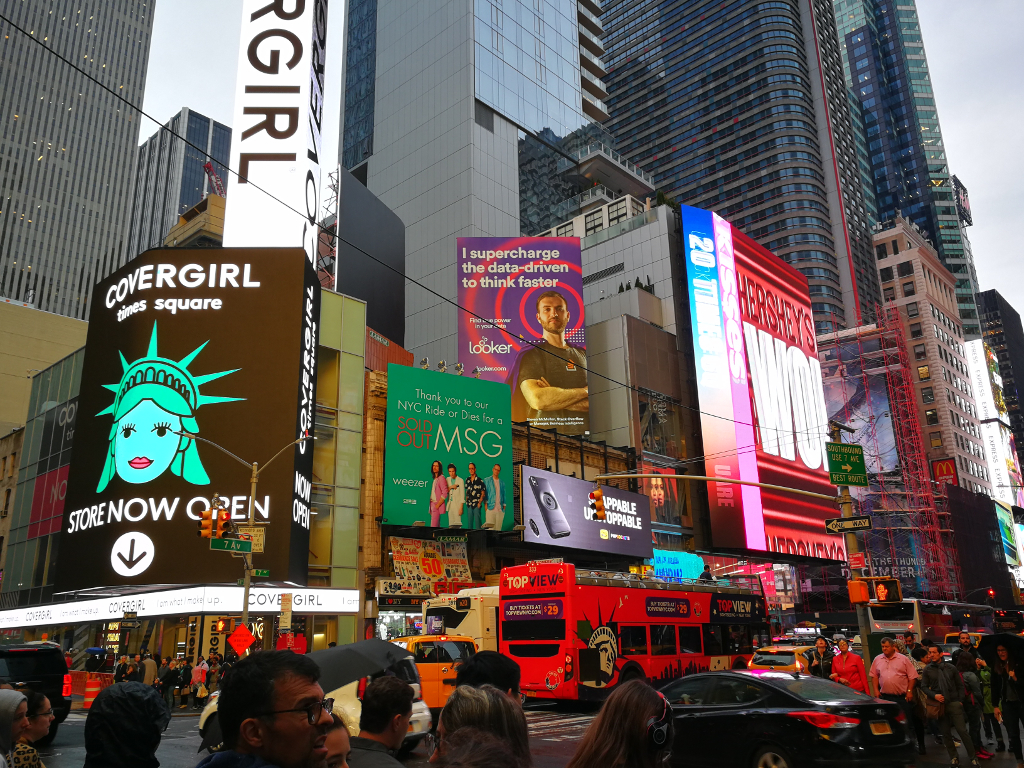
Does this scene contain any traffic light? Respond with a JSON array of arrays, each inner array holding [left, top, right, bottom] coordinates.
[[198, 507, 214, 539], [215, 618, 234, 633], [589, 487, 606, 521], [871, 578, 903, 603], [988, 587, 997, 606], [215, 510, 231, 539], [847, 580, 870, 604]]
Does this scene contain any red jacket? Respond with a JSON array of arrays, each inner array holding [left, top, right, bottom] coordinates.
[[831, 651, 868, 693]]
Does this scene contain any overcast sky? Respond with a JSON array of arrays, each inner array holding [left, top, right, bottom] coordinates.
[[140, 1, 1024, 313]]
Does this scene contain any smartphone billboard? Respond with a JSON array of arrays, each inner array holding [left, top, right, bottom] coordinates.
[[381, 364, 513, 529], [521, 467, 653, 558], [53, 248, 320, 591], [456, 237, 589, 435], [680, 205, 839, 560]]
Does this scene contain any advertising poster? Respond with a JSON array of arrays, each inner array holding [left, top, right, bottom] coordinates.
[[652, 549, 706, 581], [456, 237, 589, 435], [931, 458, 959, 488], [995, 502, 1020, 566], [388, 537, 473, 584], [521, 467, 653, 558], [54, 248, 319, 591], [640, 463, 687, 527], [382, 364, 513, 529], [679, 205, 838, 560]]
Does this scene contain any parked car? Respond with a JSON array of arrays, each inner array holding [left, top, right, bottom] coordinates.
[[0, 642, 70, 745], [660, 670, 914, 768]]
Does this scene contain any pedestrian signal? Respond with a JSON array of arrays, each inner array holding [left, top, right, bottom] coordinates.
[[871, 578, 902, 603], [198, 508, 215, 539], [847, 580, 870, 605], [215, 618, 234, 633], [589, 488, 605, 521]]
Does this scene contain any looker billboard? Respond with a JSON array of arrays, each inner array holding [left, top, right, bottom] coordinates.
[[996, 501, 1020, 566], [679, 205, 839, 560], [381, 364, 513, 529], [54, 249, 320, 591], [521, 467, 653, 559], [456, 237, 589, 435]]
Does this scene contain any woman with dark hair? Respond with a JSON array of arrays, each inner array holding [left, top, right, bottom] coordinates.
[[11, 690, 52, 767], [429, 460, 448, 527], [430, 685, 530, 766], [565, 680, 673, 768], [993, 643, 1024, 762], [805, 637, 834, 680]]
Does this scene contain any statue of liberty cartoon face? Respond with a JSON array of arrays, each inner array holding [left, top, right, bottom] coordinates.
[[96, 322, 243, 492]]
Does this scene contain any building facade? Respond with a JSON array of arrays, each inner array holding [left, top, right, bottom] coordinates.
[[338, 0, 653, 364], [601, 0, 879, 332], [874, 217, 990, 494], [0, 1, 154, 318], [833, 0, 982, 337], [977, 290, 1024, 468], [126, 108, 231, 260]]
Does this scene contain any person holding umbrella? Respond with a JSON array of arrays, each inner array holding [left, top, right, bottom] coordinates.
[[993, 642, 1024, 764]]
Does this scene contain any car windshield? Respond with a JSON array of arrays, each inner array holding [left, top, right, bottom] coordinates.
[[766, 674, 873, 703]]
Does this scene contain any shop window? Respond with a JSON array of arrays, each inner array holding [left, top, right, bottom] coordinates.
[[650, 625, 677, 656], [619, 626, 648, 656], [930, 432, 943, 448]]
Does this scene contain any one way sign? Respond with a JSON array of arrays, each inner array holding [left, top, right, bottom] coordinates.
[[825, 515, 872, 534]]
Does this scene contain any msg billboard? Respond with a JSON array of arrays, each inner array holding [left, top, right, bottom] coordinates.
[[680, 205, 839, 560], [521, 467, 653, 559], [456, 237, 589, 435], [382, 365, 513, 529], [54, 248, 319, 591]]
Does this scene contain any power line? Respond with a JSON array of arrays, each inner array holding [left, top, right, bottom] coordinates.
[[0, 11, 834, 443]]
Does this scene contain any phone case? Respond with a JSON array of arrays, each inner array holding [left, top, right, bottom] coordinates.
[[529, 475, 571, 538]]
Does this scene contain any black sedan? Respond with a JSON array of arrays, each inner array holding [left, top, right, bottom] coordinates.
[[659, 670, 914, 768]]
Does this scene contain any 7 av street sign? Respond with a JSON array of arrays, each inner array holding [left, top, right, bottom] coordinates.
[[210, 538, 252, 554], [825, 515, 872, 534], [825, 442, 868, 487]]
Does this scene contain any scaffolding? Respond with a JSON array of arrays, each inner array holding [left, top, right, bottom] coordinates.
[[815, 305, 961, 601]]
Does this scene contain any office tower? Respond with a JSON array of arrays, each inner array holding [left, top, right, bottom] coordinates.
[[126, 108, 231, 259], [601, 0, 879, 332], [0, 1, 155, 318], [833, 0, 982, 337], [875, 216, 990, 495], [338, 0, 653, 363], [978, 290, 1024, 464]]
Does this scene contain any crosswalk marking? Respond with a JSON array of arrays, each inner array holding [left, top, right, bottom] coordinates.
[[524, 710, 594, 741]]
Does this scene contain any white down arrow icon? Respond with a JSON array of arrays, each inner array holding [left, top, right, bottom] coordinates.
[[110, 532, 155, 577]]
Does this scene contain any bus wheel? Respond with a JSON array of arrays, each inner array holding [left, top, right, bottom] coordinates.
[[732, 657, 749, 670]]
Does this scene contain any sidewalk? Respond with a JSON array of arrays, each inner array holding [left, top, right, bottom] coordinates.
[[917, 734, 1019, 767]]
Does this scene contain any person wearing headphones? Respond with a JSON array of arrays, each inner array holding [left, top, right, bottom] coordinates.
[[565, 680, 673, 768]]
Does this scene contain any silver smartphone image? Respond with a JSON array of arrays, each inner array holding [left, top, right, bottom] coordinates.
[[529, 475, 572, 538]]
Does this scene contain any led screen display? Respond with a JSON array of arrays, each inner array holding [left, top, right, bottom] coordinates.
[[456, 237, 589, 435], [53, 248, 319, 591], [680, 205, 839, 560]]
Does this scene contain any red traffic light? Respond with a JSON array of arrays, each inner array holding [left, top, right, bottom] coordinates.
[[215, 511, 231, 539], [988, 588, 997, 598]]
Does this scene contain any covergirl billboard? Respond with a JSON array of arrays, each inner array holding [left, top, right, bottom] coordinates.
[[680, 205, 840, 561]]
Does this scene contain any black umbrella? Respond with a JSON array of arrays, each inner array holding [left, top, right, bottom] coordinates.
[[308, 639, 414, 693], [977, 633, 1024, 665]]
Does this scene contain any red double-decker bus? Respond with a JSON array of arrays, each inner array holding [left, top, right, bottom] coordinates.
[[499, 562, 770, 700]]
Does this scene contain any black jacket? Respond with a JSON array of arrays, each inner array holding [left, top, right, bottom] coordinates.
[[919, 660, 965, 704], [113, 663, 129, 683], [992, 667, 1024, 708], [84, 682, 171, 768], [178, 663, 193, 688], [804, 648, 834, 679]]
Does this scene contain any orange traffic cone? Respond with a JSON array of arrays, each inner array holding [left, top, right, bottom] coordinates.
[[83, 675, 101, 710]]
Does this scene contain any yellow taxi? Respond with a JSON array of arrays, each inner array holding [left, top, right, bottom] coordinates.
[[944, 632, 985, 648], [747, 645, 816, 673], [392, 634, 477, 716]]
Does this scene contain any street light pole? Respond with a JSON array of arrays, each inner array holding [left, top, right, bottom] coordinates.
[[176, 431, 314, 646]]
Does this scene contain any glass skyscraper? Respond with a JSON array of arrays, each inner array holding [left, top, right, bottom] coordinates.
[[338, 0, 652, 363], [833, 0, 982, 337], [601, 0, 880, 331], [125, 107, 231, 259], [0, 1, 155, 318]]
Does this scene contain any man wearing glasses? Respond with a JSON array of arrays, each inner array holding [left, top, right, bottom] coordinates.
[[199, 650, 335, 768]]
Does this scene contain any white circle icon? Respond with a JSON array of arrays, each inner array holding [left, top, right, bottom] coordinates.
[[110, 532, 155, 577]]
